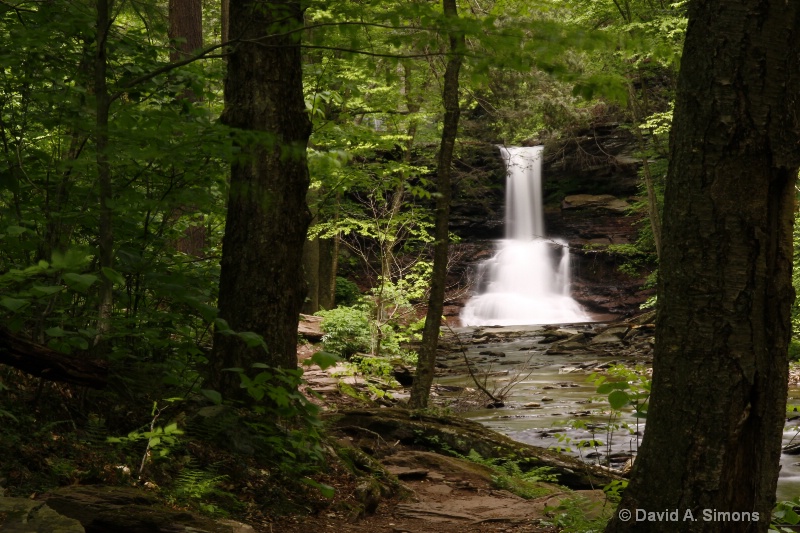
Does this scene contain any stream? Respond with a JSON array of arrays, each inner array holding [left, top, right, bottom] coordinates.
[[436, 324, 800, 501]]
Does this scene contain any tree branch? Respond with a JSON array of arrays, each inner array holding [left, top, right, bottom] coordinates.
[[110, 41, 235, 102], [0, 329, 108, 389]]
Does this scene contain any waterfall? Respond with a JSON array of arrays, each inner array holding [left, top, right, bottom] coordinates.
[[460, 146, 591, 326]]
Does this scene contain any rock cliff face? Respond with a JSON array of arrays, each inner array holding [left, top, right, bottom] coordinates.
[[449, 124, 656, 321]]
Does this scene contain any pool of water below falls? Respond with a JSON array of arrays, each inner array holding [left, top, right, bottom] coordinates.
[[435, 328, 800, 502]]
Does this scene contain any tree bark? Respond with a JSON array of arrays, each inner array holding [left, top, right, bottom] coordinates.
[[168, 0, 202, 61], [626, 81, 662, 261], [302, 235, 321, 314], [409, 0, 463, 409], [318, 236, 336, 310], [210, 0, 311, 397], [169, 0, 206, 256], [0, 329, 108, 389], [606, 2, 800, 532], [94, 0, 113, 347]]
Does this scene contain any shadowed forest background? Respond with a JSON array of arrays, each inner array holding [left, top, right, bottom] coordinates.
[[1, 0, 800, 531]]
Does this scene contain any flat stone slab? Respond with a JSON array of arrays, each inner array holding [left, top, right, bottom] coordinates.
[[0, 497, 85, 533]]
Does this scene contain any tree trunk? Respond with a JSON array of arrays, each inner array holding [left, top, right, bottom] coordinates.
[[210, 0, 311, 397], [302, 235, 321, 314], [0, 329, 108, 389], [606, 2, 800, 532], [626, 81, 662, 261], [168, 0, 202, 61], [318, 236, 336, 310], [221, 0, 230, 45], [409, 0, 463, 409], [169, 0, 206, 256], [94, 0, 113, 347]]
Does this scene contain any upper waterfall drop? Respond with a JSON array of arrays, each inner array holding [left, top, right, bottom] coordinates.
[[460, 146, 591, 326]]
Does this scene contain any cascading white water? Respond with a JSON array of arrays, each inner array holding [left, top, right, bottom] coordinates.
[[460, 146, 591, 326]]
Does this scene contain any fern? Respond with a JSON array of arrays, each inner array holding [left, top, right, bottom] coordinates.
[[169, 462, 237, 517]]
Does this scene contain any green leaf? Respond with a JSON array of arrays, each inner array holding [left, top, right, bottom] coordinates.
[[163, 422, 182, 435], [101, 267, 126, 286], [0, 297, 30, 312], [301, 477, 335, 498], [63, 273, 98, 292], [608, 390, 631, 410], [214, 318, 232, 332], [45, 327, 66, 337], [31, 285, 64, 297], [6, 225, 28, 237], [68, 336, 89, 350], [148, 436, 162, 447], [201, 389, 222, 405], [306, 351, 341, 370], [237, 331, 266, 348], [597, 382, 629, 394]]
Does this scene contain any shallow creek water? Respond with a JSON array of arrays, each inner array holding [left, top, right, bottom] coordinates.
[[437, 325, 800, 501]]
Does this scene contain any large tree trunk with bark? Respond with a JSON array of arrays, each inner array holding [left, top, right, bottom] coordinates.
[[606, 2, 800, 532], [409, 0, 463, 409], [210, 0, 311, 397]]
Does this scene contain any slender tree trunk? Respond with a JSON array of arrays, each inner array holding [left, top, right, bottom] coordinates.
[[606, 1, 800, 531], [626, 82, 662, 261], [221, 0, 229, 45], [409, 0, 464, 409], [318, 236, 336, 310], [210, 0, 311, 397], [302, 235, 321, 313], [169, 0, 206, 256], [169, 0, 202, 61], [94, 0, 113, 346]]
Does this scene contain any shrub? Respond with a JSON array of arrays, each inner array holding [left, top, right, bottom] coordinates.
[[316, 305, 371, 358], [334, 277, 361, 307]]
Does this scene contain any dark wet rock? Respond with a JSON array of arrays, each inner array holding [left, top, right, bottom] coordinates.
[[590, 326, 630, 345], [536, 329, 574, 343], [547, 333, 591, 353], [39, 486, 254, 533], [393, 366, 414, 387], [631, 310, 656, 325], [783, 443, 800, 455], [562, 194, 630, 214], [355, 478, 383, 515], [0, 497, 85, 533], [478, 350, 505, 357]]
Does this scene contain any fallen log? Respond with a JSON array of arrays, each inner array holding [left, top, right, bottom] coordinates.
[[325, 408, 623, 490], [0, 329, 108, 389]]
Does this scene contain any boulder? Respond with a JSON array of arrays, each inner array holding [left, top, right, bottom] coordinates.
[[562, 194, 630, 214], [590, 326, 631, 344], [39, 486, 255, 533], [0, 497, 85, 533], [298, 314, 324, 341]]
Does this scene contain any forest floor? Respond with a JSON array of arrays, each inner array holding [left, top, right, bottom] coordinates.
[[263, 344, 614, 533]]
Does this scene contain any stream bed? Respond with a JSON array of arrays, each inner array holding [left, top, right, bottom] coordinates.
[[435, 324, 800, 501]]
